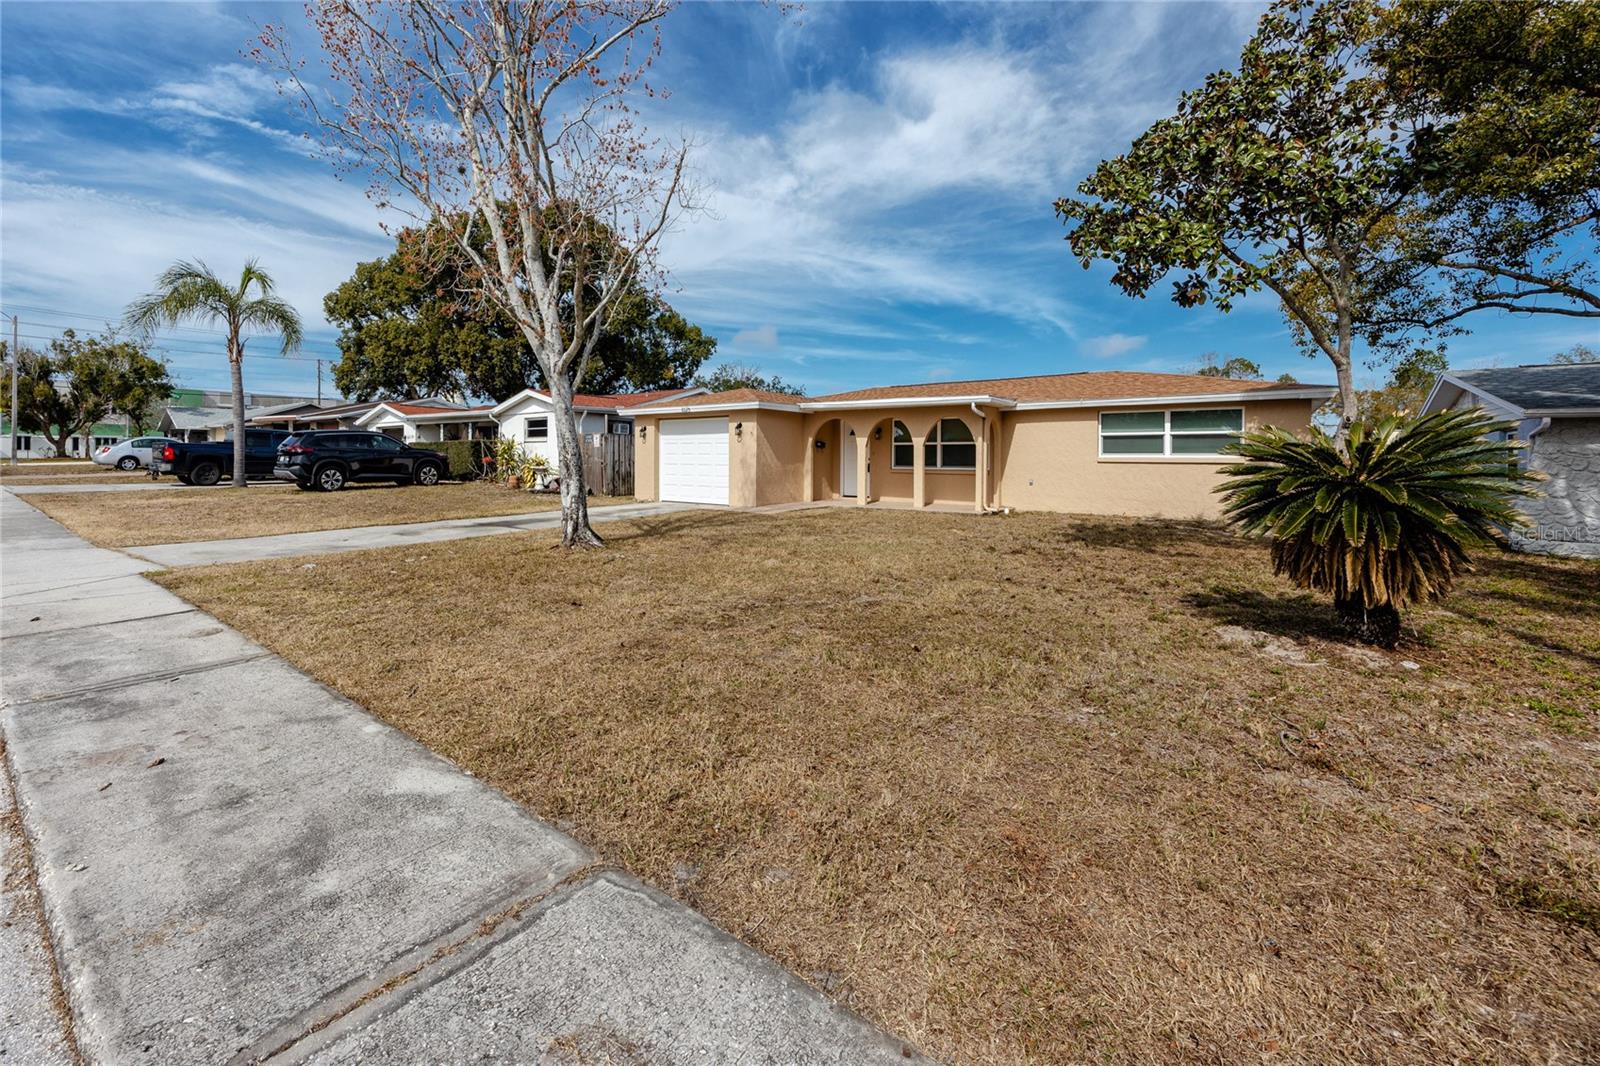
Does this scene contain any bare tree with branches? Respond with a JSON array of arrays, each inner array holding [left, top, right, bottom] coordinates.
[[258, 0, 689, 546]]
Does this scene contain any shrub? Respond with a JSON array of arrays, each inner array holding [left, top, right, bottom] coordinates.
[[415, 439, 487, 479], [1217, 409, 1540, 647]]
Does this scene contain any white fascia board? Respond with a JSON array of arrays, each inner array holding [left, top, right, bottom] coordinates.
[[1012, 388, 1338, 411], [1422, 373, 1533, 418], [1523, 406, 1600, 418], [353, 404, 403, 427], [405, 409, 496, 424], [638, 400, 804, 415], [489, 389, 546, 419], [798, 395, 1018, 411]]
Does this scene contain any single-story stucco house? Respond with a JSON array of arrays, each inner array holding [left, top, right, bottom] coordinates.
[[627, 371, 1338, 518], [1423, 362, 1600, 560]]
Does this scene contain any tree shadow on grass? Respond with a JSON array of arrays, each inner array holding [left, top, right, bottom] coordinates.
[[1183, 587, 1346, 643], [601, 509, 754, 546], [1044, 517, 1264, 558], [1463, 552, 1600, 622]]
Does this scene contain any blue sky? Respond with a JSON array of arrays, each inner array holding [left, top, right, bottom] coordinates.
[[2, 1, 1593, 399]]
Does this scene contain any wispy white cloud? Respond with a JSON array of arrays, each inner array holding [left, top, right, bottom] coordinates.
[[730, 324, 780, 351], [1082, 332, 1148, 358]]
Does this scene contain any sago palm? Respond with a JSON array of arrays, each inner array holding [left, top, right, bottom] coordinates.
[[126, 260, 303, 487], [1217, 409, 1540, 647]]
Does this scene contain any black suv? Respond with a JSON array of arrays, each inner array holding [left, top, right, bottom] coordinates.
[[274, 431, 447, 491]]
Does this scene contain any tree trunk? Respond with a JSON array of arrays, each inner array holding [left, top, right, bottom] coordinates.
[[1335, 597, 1401, 648], [547, 372, 602, 548], [229, 341, 246, 488]]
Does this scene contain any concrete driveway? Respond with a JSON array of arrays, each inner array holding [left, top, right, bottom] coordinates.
[[0, 493, 924, 1064]]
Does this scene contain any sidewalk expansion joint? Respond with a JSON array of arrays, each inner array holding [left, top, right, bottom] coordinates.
[[6, 652, 275, 707], [234, 861, 614, 1065], [0, 608, 199, 642]]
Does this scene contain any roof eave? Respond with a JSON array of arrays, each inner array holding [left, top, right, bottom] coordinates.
[[640, 399, 807, 415], [1011, 387, 1338, 410], [799, 394, 1018, 411]]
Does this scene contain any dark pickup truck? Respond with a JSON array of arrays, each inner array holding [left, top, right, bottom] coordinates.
[[152, 430, 292, 486]]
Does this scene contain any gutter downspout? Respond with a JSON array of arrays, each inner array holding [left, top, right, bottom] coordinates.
[[970, 401, 997, 514]]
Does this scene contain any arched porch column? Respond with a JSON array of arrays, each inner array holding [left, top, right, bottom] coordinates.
[[802, 433, 815, 502], [897, 413, 937, 511], [855, 430, 871, 507]]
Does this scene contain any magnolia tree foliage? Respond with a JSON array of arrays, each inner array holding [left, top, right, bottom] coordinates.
[[259, 0, 693, 547], [1058, 0, 1599, 442]]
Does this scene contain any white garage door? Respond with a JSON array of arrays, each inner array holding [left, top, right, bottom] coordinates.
[[659, 417, 730, 505]]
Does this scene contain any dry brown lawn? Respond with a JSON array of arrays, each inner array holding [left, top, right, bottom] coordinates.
[[26, 481, 629, 546], [0, 462, 150, 483], [154, 509, 1599, 1065]]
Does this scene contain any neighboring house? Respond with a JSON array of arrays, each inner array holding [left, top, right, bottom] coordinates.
[[490, 387, 704, 469], [628, 371, 1338, 516], [159, 393, 324, 442], [355, 400, 500, 442], [1, 416, 134, 459], [1423, 362, 1600, 560], [249, 399, 378, 432]]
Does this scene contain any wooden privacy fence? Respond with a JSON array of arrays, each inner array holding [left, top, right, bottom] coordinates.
[[580, 433, 635, 496]]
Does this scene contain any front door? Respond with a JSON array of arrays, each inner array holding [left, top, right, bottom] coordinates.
[[840, 429, 868, 498]]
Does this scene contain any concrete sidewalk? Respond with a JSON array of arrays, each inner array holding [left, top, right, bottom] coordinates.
[[121, 498, 703, 567], [0, 492, 924, 1064]]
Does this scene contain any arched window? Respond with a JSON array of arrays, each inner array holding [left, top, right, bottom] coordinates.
[[891, 418, 976, 470]]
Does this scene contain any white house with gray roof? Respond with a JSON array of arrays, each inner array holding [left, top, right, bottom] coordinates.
[[1424, 362, 1600, 559]]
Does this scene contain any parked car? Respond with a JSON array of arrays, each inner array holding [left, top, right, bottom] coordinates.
[[93, 436, 180, 470], [273, 431, 447, 491], [152, 430, 292, 486]]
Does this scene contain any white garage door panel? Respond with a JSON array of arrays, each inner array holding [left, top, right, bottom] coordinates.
[[659, 417, 730, 505]]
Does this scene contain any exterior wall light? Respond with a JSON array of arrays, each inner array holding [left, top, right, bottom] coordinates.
[[874, 426, 883, 440], [639, 425, 647, 440], [734, 421, 744, 439], [815, 439, 826, 450]]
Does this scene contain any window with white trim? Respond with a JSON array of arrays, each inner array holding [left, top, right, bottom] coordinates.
[[525, 416, 548, 442], [1099, 408, 1243, 457], [891, 418, 975, 470], [14, 435, 32, 453]]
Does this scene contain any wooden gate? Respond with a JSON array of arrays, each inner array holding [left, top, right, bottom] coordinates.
[[580, 433, 635, 496]]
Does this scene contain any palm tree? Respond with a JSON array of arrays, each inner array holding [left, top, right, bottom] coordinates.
[[1217, 409, 1540, 647], [126, 260, 303, 487]]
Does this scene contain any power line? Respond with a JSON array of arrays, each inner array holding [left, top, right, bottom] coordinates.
[[11, 330, 334, 364], [1, 303, 342, 353]]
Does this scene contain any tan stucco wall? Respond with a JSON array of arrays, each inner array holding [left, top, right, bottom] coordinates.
[[637, 397, 1317, 517], [995, 398, 1316, 519], [750, 410, 807, 506], [633, 416, 660, 500], [633, 409, 803, 506]]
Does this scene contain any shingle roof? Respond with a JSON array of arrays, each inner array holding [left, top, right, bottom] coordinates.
[[594, 388, 703, 408], [1449, 363, 1600, 414], [665, 388, 805, 407], [383, 402, 495, 416], [808, 370, 1322, 404]]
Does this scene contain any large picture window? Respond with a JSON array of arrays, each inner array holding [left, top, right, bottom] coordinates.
[[892, 418, 976, 470], [1099, 408, 1243, 457]]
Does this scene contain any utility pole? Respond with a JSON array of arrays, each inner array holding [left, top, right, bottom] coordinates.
[[316, 358, 323, 404], [9, 315, 18, 469]]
